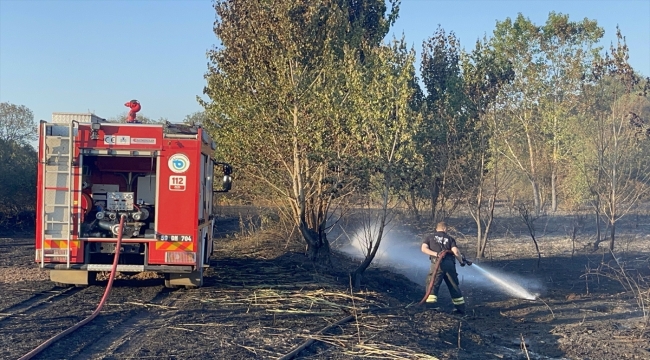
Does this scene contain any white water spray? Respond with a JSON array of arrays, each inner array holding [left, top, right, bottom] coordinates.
[[471, 264, 538, 300], [334, 222, 544, 300]]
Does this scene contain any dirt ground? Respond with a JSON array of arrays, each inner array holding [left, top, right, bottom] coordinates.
[[0, 207, 649, 360]]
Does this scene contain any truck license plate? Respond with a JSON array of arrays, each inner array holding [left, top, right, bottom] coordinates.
[[157, 235, 193, 242]]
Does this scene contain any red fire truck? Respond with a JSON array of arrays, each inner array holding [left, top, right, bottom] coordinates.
[[36, 113, 232, 288]]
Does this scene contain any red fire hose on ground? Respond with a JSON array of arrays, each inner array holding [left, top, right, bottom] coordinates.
[[19, 215, 126, 360], [418, 250, 449, 305]]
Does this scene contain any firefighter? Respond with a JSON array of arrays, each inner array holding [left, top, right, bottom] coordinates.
[[420, 221, 468, 314]]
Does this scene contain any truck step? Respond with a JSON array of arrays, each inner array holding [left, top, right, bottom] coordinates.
[[86, 264, 145, 272], [44, 253, 69, 257]]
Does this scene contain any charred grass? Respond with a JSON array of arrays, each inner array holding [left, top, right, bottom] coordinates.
[[203, 208, 650, 359], [1, 208, 650, 359]]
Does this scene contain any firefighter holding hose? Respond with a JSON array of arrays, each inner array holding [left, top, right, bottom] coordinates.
[[420, 221, 471, 314]]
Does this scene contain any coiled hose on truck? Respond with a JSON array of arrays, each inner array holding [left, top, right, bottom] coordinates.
[[18, 215, 126, 360]]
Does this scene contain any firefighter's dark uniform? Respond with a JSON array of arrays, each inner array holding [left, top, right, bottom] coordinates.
[[423, 231, 466, 313]]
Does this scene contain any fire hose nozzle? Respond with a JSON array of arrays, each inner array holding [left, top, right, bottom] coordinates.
[[461, 255, 473, 266]]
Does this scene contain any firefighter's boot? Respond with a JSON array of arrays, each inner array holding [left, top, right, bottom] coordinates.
[[425, 294, 440, 309], [453, 303, 466, 315]]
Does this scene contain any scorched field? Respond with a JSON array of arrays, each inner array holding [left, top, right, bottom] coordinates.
[[0, 207, 649, 360]]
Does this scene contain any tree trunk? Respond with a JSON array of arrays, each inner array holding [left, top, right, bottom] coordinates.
[[475, 217, 482, 258], [477, 154, 498, 259], [593, 207, 602, 251], [409, 188, 420, 222], [351, 268, 365, 288], [530, 179, 541, 215], [351, 218, 386, 288], [352, 177, 391, 288], [551, 114, 558, 213], [524, 119, 540, 215], [430, 177, 440, 222], [474, 186, 483, 258], [608, 221, 616, 252], [479, 194, 497, 258], [299, 221, 331, 265], [551, 167, 557, 212]]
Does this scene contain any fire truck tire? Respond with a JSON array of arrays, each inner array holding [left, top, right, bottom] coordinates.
[[165, 268, 203, 289]]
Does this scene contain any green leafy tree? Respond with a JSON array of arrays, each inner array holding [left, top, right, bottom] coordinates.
[[0, 103, 38, 230], [345, 38, 419, 285], [183, 111, 209, 126], [0, 139, 37, 230], [490, 13, 604, 214], [490, 14, 548, 214], [459, 38, 514, 258], [416, 27, 469, 222], [538, 13, 603, 211], [0, 102, 37, 144], [395, 75, 425, 221], [201, 0, 399, 264]]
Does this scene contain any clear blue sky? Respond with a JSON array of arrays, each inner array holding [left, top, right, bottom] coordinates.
[[1, 0, 649, 125]]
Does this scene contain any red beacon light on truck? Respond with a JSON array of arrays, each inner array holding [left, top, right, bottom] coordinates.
[[35, 112, 232, 288]]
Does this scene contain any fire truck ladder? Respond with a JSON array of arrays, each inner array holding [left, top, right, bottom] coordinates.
[[40, 121, 77, 269]]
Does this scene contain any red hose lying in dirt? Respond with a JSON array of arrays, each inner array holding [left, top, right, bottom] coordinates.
[[18, 215, 126, 360], [418, 250, 448, 305]]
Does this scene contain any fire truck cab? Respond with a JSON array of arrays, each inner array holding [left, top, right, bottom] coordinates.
[[36, 113, 232, 288]]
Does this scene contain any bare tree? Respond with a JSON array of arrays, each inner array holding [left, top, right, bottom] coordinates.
[[586, 29, 650, 251], [592, 96, 650, 251], [463, 149, 516, 259], [516, 202, 542, 268]]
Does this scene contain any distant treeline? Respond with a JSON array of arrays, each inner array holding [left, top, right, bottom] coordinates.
[[0, 139, 37, 232]]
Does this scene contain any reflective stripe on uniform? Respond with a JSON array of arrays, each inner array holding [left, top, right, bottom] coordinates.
[[452, 297, 465, 305], [426, 295, 437, 303]]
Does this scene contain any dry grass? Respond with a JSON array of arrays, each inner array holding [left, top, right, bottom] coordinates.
[[344, 343, 440, 359], [584, 252, 650, 338]]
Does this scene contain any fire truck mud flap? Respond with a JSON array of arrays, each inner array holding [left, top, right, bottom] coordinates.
[[50, 270, 96, 287], [165, 267, 203, 289]]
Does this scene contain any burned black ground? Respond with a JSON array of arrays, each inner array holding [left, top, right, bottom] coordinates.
[[0, 207, 649, 359]]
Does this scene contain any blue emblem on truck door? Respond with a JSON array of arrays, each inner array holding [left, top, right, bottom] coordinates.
[[168, 154, 190, 173]]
